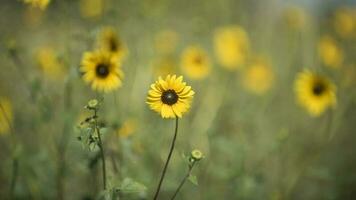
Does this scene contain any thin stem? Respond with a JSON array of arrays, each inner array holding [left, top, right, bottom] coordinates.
[[1, 102, 18, 199], [153, 117, 179, 200], [10, 158, 18, 199], [95, 110, 107, 190], [170, 162, 196, 200]]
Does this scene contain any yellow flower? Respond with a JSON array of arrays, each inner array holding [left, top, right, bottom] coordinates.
[[214, 26, 250, 70], [333, 7, 355, 38], [80, 0, 104, 19], [294, 70, 336, 116], [180, 46, 211, 80], [117, 119, 137, 139], [23, 0, 50, 10], [80, 50, 124, 93], [36, 46, 66, 80], [0, 98, 13, 135], [282, 6, 307, 30], [242, 57, 274, 95], [97, 27, 127, 61], [154, 30, 179, 55], [342, 64, 356, 87], [152, 57, 177, 78], [318, 35, 344, 69], [23, 6, 44, 27], [146, 75, 194, 118]]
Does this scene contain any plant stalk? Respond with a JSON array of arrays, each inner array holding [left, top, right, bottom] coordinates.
[[153, 117, 179, 200]]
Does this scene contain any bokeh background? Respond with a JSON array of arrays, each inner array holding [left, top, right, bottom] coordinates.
[[0, 0, 356, 199]]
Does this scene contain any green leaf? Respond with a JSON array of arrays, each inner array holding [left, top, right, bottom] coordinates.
[[188, 175, 198, 186], [118, 178, 147, 194]]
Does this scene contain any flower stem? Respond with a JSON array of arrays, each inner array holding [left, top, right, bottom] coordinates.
[[10, 158, 18, 199], [170, 162, 196, 200], [94, 110, 107, 190], [153, 117, 179, 200]]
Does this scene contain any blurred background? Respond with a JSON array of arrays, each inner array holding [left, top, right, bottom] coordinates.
[[0, 0, 355, 199]]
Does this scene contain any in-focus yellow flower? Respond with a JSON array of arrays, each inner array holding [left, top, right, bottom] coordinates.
[[147, 75, 194, 118], [0, 98, 13, 135], [80, 50, 124, 93], [214, 26, 250, 70], [294, 70, 336, 116], [80, 0, 104, 19], [97, 27, 127, 61], [117, 119, 137, 138], [152, 57, 177, 78], [154, 30, 179, 55], [181, 46, 211, 80], [333, 7, 355, 38], [283, 6, 307, 30], [23, 0, 50, 10], [242, 57, 274, 95], [36, 46, 66, 80], [318, 35, 344, 69]]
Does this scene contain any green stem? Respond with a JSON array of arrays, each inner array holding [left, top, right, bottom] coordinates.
[[95, 110, 107, 190], [1, 102, 18, 198], [10, 158, 18, 198], [153, 117, 179, 200], [170, 162, 196, 200]]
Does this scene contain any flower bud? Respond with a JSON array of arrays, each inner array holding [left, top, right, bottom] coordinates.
[[190, 149, 203, 161]]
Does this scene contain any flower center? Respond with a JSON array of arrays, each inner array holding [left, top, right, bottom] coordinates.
[[194, 56, 202, 65], [161, 89, 178, 105], [312, 81, 325, 96], [110, 38, 119, 52], [96, 63, 110, 78]]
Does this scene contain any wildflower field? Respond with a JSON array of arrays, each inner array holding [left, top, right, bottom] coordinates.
[[0, 0, 356, 199]]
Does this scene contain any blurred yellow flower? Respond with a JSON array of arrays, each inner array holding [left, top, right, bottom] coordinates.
[[80, 50, 124, 93], [214, 26, 250, 70], [23, 0, 50, 10], [117, 119, 137, 139], [318, 35, 344, 69], [333, 7, 355, 38], [23, 6, 44, 27], [152, 57, 177, 78], [342, 64, 356, 87], [36, 46, 66, 80], [0, 98, 13, 135], [283, 6, 307, 30], [147, 75, 194, 118], [80, 0, 104, 19], [242, 57, 274, 95], [97, 27, 127, 61], [154, 30, 179, 55], [294, 70, 336, 116], [181, 46, 211, 80]]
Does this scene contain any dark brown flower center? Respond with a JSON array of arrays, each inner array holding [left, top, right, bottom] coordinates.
[[96, 63, 110, 78], [312, 81, 325, 96], [110, 38, 119, 52], [161, 89, 178, 105], [194, 56, 202, 65]]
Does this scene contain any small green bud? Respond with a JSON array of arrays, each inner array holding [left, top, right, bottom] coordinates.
[[190, 149, 203, 161], [86, 99, 99, 110]]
